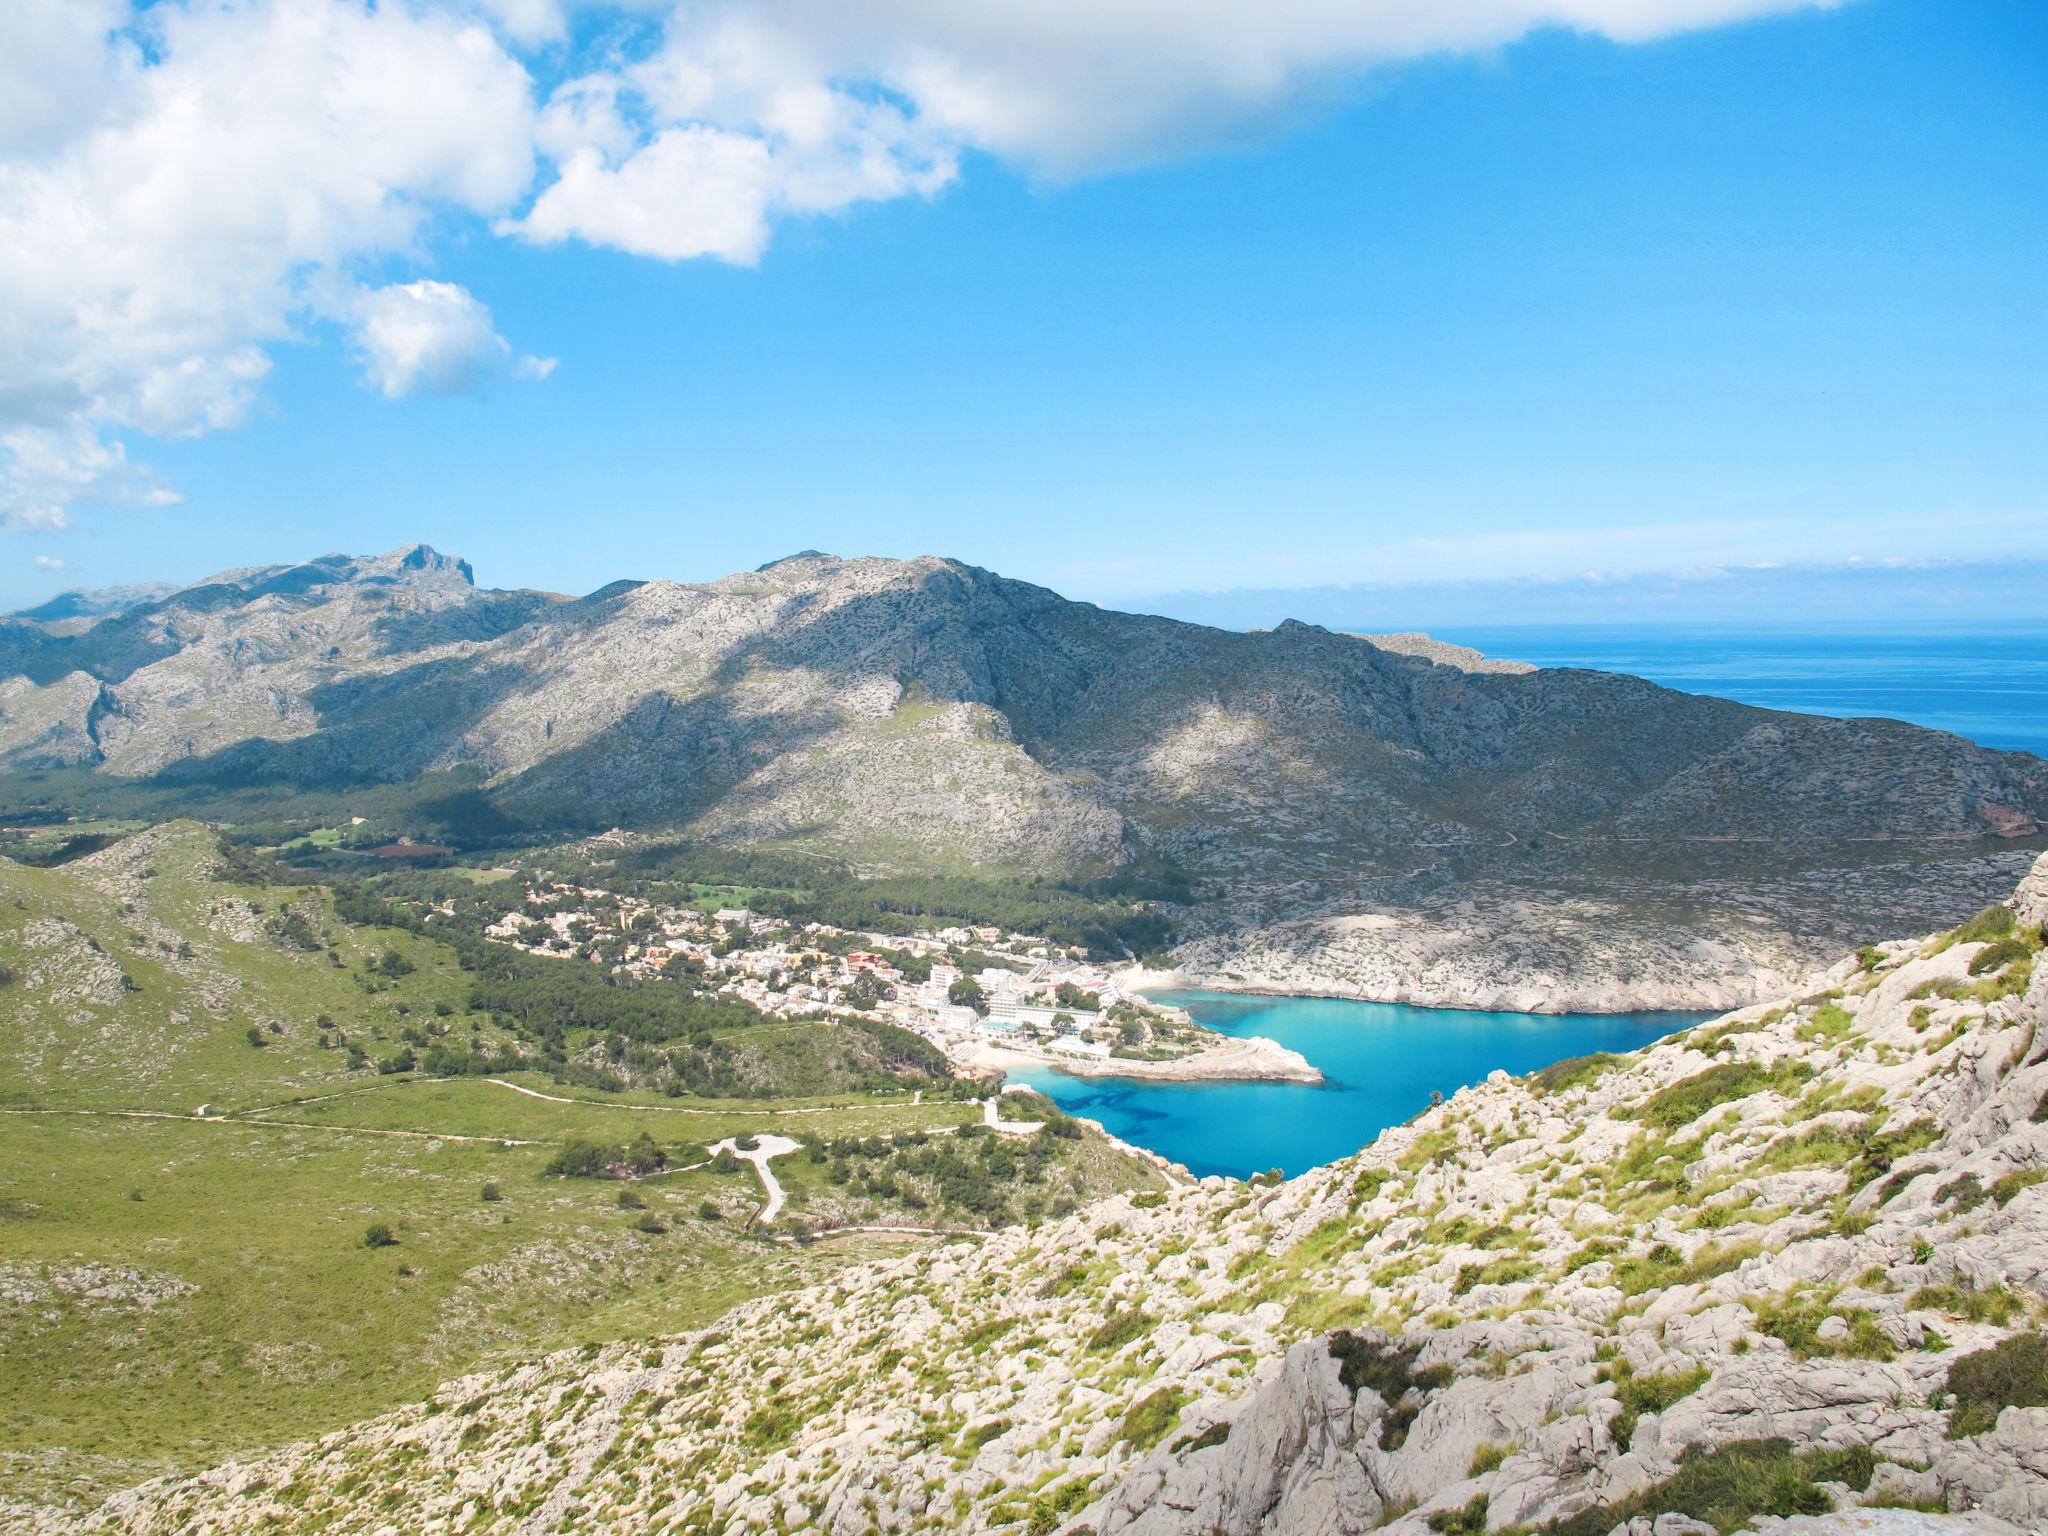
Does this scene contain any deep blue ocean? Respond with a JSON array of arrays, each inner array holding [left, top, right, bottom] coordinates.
[[1012, 625, 2047, 1178], [1445, 624, 2048, 759]]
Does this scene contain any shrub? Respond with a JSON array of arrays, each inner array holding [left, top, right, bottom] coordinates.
[[1991, 1169, 2046, 1208], [1754, 1294, 1894, 1360], [1969, 938, 2031, 976], [711, 1147, 741, 1174], [697, 1200, 722, 1221], [1610, 1363, 1711, 1451], [1629, 1060, 1810, 1132], [1909, 1281, 2022, 1327], [1545, 1438, 1833, 1536], [1530, 1053, 1620, 1095], [1944, 1332, 2048, 1437], [1086, 1308, 1151, 1354], [1952, 905, 2015, 945], [1468, 1441, 1515, 1476], [545, 1139, 611, 1178], [1118, 1387, 1187, 1450], [961, 1418, 1011, 1452], [1428, 1495, 1489, 1534], [634, 1213, 667, 1235], [362, 1222, 397, 1248], [245, 1027, 267, 1048], [479, 1182, 502, 1203], [1328, 1332, 1450, 1450], [617, 1189, 646, 1210]]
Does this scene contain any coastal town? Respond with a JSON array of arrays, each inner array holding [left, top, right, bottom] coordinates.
[[471, 878, 1320, 1084]]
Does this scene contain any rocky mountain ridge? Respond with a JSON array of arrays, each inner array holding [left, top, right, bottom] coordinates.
[[1, 545, 2043, 1010], [36, 854, 2048, 1536]]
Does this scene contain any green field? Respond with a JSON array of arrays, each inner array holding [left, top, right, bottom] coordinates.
[[0, 823, 1160, 1513]]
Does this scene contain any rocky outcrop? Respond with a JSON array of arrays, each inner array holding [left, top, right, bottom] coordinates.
[[36, 860, 2048, 1536], [3, 546, 2044, 1009]]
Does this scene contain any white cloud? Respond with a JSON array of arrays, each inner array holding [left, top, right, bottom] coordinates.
[[0, 0, 536, 528], [507, 0, 1843, 259], [0, 0, 1844, 529], [34, 554, 68, 572], [351, 280, 556, 398]]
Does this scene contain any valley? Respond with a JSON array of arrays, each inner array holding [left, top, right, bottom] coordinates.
[[0, 825, 1170, 1514], [3, 546, 2043, 1013], [18, 845, 2045, 1535]]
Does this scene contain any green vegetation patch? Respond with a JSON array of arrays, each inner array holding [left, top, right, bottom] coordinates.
[[1327, 1332, 1451, 1451], [1529, 1053, 1621, 1096], [1117, 1387, 1188, 1451], [1943, 1332, 2048, 1438], [1608, 1362, 1710, 1451], [1544, 1438, 1853, 1536], [1625, 1060, 1813, 1133]]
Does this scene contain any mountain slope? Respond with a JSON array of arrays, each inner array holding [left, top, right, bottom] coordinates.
[[42, 856, 2048, 1536], [2, 546, 2042, 1009]]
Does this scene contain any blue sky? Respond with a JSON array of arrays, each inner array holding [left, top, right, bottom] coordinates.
[[2, 0, 2044, 618]]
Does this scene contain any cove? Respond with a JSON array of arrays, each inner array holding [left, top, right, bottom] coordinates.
[[1002, 990, 1715, 1180]]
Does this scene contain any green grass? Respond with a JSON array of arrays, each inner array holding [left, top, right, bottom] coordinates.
[[1624, 1060, 1813, 1133], [0, 1110, 866, 1508], [1545, 1439, 1844, 1536], [0, 825, 1163, 1510]]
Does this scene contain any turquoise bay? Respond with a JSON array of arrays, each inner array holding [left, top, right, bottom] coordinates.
[[1005, 990, 1713, 1180]]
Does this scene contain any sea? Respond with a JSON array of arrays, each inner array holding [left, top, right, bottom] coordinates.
[[1011, 624, 2048, 1178]]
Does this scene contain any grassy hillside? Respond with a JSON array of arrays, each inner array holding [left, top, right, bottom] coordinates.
[[41, 865, 2046, 1536], [0, 824, 1164, 1513]]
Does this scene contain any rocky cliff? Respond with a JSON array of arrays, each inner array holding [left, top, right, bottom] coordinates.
[[2, 546, 2043, 1009], [38, 856, 2048, 1536]]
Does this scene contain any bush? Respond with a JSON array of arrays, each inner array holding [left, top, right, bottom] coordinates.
[[545, 1138, 611, 1178], [1086, 1308, 1151, 1353], [245, 1027, 267, 1048], [1953, 905, 2016, 945], [697, 1200, 722, 1221], [617, 1189, 646, 1210], [1118, 1387, 1187, 1450], [1630, 1060, 1811, 1132], [1610, 1363, 1711, 1451], [634, 1213, 667, 1235], [1944, 1332, 2048, 1437], [1530, 1053, 1619, 1095], [1428, 1495, 1489, 1535], [1328, 1331, 1451, 1450], [1969, 938, 2031, 976], [479, 1182, 502, 1203], [362, 1222, 397, 1248], [711, 1147, 741, 1174], [1545, 1439, 1833, 1536]]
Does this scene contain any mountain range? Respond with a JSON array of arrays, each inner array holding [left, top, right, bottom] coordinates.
[[2, 544, 2043, 1010]]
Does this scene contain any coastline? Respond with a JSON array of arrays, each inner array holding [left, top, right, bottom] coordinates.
[[1112, 959, 1779, 1017], [955, 1032, 1322, 1085]]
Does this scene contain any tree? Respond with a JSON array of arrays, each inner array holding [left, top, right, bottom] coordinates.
[[362, 1222, 397, 1248], [624, 1132, 667, 1175], [545, 1138, 610, 1178], [374, 948, 415, 978], [948, 977, 988, 1012], [1054, 983, 1100, 1012]]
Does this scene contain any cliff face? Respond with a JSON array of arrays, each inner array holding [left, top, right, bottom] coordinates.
[[54, 858, 2048, 1536], [2, 546, 2044, 1008]]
